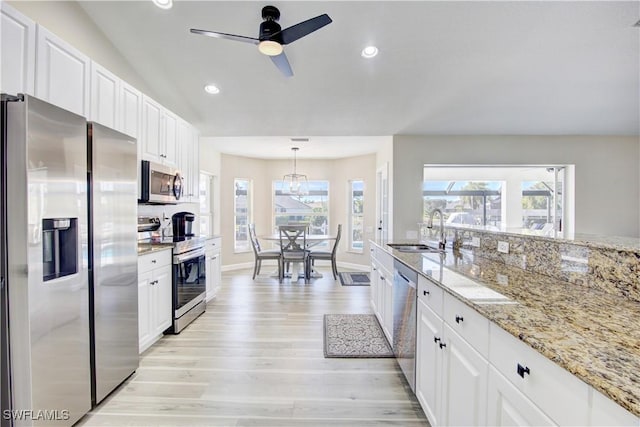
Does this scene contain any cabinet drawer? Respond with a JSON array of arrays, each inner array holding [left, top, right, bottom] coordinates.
[[206, 237, 221, 253], [443, 292, 489, 357], [138, 248, 171, 274], [418, 275, 444, 318], [489, 323, 590, 426]]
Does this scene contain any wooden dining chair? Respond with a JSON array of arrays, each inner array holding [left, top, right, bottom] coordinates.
[[248, 223, 282, 280], [278, 225, 310, 283], [307, 224, 341, 280]]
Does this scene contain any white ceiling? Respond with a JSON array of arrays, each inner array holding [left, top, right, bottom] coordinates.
[[78, 1, 640, 158]]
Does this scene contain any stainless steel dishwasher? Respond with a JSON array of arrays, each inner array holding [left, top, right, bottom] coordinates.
[[393, 259, 418, 392]]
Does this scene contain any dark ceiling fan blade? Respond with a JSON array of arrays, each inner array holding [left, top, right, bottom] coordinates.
[[270, 51, 293, 77], [190, 28, 259, 45], [277, 14, 332, 45]]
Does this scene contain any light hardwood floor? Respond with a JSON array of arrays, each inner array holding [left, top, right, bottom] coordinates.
[[78, 267, 429, 426]]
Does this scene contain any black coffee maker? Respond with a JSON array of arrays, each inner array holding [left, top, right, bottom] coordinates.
[[172, 211, 195, 237]]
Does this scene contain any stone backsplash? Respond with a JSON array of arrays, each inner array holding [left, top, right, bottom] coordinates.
[[424, 226, 640, 303]]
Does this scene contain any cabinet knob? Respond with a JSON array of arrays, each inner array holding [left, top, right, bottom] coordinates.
[[434, 337, 441, 343], [423, 290, 430, 296], [517, 363, 530, 378], [151, 259, 156, 264], [455, 315, 464, 323], [380, 276, 385, 281], [439, 342, 447, 349]]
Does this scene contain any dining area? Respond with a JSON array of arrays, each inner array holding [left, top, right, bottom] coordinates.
[[248, 223, 342, 283]]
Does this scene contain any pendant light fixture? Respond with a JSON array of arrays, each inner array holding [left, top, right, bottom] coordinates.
[[283, 147, 309, 196]]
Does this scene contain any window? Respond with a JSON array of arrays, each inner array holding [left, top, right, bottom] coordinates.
[[423, 165, 568, 235], [423, 180, 503, 229], [273, 180, 329, 237], [349, 180, 364, 252], [234, 179, 251, 252]]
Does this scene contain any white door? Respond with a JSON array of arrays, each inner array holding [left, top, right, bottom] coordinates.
[[487, 366, 555, 426], [154, 266, 173, 334], [141, 95, 163, 163], [137, 271, 153, 353], [1, 3, 36, 95], [416, 300, 443, 427], [440, 324, 489, 426], [376, 162, 389, 242], [90, 61, 119, 128], [36, 25, 90, 116]]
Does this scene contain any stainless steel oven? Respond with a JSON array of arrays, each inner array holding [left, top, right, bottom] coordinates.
[[139, 160, 183, 204], [170, 242, 206, 333]]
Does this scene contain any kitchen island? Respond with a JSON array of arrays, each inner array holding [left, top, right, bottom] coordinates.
[[371, 239, 640, 423]]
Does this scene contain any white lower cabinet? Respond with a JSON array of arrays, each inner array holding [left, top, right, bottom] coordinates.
[[487, 365, 555, 426], [369, 244, 393, 344], [205, 237, 222, 301], [138, 249, 172, 353], [416, 288, 488, 427]]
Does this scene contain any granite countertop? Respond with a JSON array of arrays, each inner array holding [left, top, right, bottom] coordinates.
[[376, 241, 640, 417]]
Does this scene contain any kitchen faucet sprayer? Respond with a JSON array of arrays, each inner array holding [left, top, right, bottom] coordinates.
[[427, 209, 446, 250]]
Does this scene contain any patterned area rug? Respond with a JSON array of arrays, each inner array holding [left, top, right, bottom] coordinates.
[[338, 271, 370, 286], [323, 314, 394, 358]]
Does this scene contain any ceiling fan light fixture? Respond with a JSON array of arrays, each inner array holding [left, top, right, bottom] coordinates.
[[361, 45, 379, 58], [258, 40, 283, 56], [204, 84, 220, 94], [152, 0, 172, 10]]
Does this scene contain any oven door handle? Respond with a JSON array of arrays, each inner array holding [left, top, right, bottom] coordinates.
[[173, 248, 206, 264]]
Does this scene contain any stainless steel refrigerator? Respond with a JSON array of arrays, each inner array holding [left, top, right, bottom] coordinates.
[[0, 94, 138, 426], [87, 122, 138, 406]]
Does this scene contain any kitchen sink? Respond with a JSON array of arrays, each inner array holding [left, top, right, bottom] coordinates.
[[387, 243, 444, 253]]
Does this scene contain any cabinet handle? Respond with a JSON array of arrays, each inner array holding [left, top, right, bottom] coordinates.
[[151, 259, 156, 264], [517, 363, 530, 378], [455, 315, 464, 323], [380, 276, 385, 281], [439, 342, 447, 349], [372, 267, 377, 271], [423, 290, 430, 296], [434, 337, 441, 343]]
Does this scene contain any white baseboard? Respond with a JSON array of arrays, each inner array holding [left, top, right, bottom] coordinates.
[[221, 262, 253, 272], [222, 261, 369, 273], [337, 261, 370, 272]]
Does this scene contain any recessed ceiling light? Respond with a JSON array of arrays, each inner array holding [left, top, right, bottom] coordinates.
[[361, 45, 379, 58], [152, 0, 172, 10], [204, 84, 220, 94]]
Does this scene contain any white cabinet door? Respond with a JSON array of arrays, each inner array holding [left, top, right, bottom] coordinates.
[[189, 126, 200, 200], [177, 118, 193, 199], [370, 261, 379, 315], [141, 95, 163, 163], [137, 271, 153, 353], [153, 265, 173, 335], [162, 109, 178, 168], [416, 299, 443, 427], [207, 252, 221, 301], [440, 323, 489, 427], [120, 81, 142, 140], [90, 61, 119, 128], [487, 366, 555, 427], [1, 3, 36, 95], [36, 25, 90, 116], [382, 268, 393, 343]]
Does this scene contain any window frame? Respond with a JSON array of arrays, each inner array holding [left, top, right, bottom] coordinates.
[[234, 178, 252, 253], [348, 179, 364, 253]]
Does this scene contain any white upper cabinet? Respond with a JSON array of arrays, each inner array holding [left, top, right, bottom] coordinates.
[[35, 25, 90, 116], [141, 94, 163, 164], [1, 3, 36, 96], [176, 118, 201, 202], [119, 81, 142, 140], [141, 94, 179, 168], [90, 61, 119, 128], [163, 109, 177, 168]]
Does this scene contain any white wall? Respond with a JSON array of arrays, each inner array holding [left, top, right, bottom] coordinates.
[[393, 135, 640, 238], [7, 0, 157, 99]]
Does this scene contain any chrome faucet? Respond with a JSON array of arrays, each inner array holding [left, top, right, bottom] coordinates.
[[427, 209, 446, 250]]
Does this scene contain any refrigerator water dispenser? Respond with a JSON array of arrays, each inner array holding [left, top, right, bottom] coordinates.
[[42, 217, 78, 281]]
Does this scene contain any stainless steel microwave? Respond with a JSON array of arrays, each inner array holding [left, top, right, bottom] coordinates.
[[139, 160, 183, 204]]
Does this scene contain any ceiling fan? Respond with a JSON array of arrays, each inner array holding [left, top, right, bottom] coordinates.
[[190, 5, 332, 77]]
